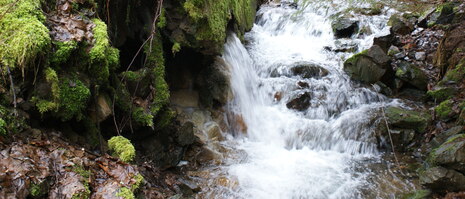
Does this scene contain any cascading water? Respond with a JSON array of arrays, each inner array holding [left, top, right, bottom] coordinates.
[[201, 0, 419, 198]]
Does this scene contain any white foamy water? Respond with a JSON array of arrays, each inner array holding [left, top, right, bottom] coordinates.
[[202, 0, 417, 198]]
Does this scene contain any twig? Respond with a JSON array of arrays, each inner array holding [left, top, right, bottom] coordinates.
[[0, 0, 20, 21]]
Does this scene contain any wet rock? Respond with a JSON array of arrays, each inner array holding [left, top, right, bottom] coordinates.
[[271, 62, 329, 79], [387, 46, 401, 56], [429, 133, 465, 173], [385, 107, 430, 133], [343, 45, 390, 84], [286, 92, 311, 111], [374, 81, 393, 96], [395, 61, 428, 90], [420, 166, 465, 193], [290, 63, 329, 79], [297, 81, 309, 88], [388, 128, 416, 150], [205, 122, 224, 141], [332, 18, 359, 38], [196, 146, 223, 165], [373, 34, 394, 53], [179, 179, 200, 196], [388, 14, 413, 35], [198, 57, 233, 108], [333, 40, 359, 53]]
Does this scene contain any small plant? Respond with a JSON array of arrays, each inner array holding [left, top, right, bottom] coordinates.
[[116, 187, 135, 199], [108, 136, 136, 162]]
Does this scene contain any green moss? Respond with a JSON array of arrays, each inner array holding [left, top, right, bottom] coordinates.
[[442, 59, 465, 83], [29, 183, 42, 197], [435, 100, 453, 121], [0, 118, 6, 135], [89, 18, 120, 83], [58, 78, 91, 121], [116, 187, 135, 199], [182, 0, 255, 47], [32, 67, 61, 113], [171, 42, 181, 54], [73, 165, 91, 179], [154, 108, 175, 129], [0, 0, 50, 72], [131, 174, 144, 191], [51, 41, 78, 65], [145, 34, 169, 116], [108, 136, 136, 162], [444, 134, 465, 145], [132, 107, 154, 127], [385, 107, 430, 133], [156, 8, 166, 28], [427, 87, 456, 102]]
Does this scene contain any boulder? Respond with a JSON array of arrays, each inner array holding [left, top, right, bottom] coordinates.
[[429, 133, 465, 173], [385, 107, 430, 133], [373, 34, 394, 53], [286, 92, 311, 111], [204, 122, 224, 141], [427, 86, 457, 102], [271, 62, 329, 79], [395, 61, 428, 90], [343, 45, 390, 84], [332, 18, 359, 38], [198, 57, 233, 108], [388, 14, 413, 35], [420, 166, 465, 193], [176, 122, 196, 146]]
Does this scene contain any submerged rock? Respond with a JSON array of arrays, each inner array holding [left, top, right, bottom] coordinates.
[[286, 92, 311, 111], [343, 45, 390, 84], [271, 62, 329, 79]]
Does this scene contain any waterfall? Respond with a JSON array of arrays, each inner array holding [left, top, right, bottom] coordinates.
[[204, 0, 416, 198]]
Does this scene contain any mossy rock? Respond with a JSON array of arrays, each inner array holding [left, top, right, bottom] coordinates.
[[385, 107, 430, 133], [427, 2, 456, 27], [440, 59, 465, 84], [419, 166, 465, 193], [388, 14, 413, 35], [434, 100, 454, 121], [427, 87, 457, 102], [343, 45, 390, 84], [108, 136, 136, 163], [428, 133, 465, 173], [395, 61, 428, 90]]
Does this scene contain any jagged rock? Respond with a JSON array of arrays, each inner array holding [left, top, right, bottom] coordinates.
[[343, 45, 390, 84], [332, 18, 359, 38], [429, 133, 465, 173], [388, 14, 413, 35], [385, 106, 430, 133], [420, 166, 465, 193], [395, 61, 428, 90], [196, 146, 223, 165], [286, 92, 311, 111]]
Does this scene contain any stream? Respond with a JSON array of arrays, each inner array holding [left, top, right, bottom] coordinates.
[[197, 0, 420, 198]]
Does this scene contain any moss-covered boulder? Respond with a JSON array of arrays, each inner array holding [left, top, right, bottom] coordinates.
[[395, 61, 428, 90], [429, 133, 465, 173], [427, 86, 457, 102], [385, 107, 430, 133], [434, 99, 455, 121], [343, 45, 391, 84]]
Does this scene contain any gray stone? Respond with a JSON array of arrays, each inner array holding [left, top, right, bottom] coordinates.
[[415, 52, 426, 61], [395, 61, 428, 90], [286, 92, 311, 111], [420, 166, 465, 193], [177, 122, 196, 146], [429, 133, 465, 173], [332, 18, 359, 38], [343, 45, 390, 84], [385, 106, 430, 133], [430, 126, 464, 148]]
